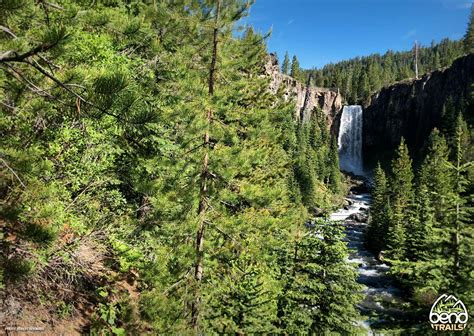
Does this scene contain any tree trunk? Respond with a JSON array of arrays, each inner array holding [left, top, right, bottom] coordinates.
[[453, 132, 462, 276], [191, 0, 220, 330], [414, 41, 419, 79]]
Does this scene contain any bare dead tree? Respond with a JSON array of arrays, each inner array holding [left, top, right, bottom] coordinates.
[[413, 40, 419, 79]]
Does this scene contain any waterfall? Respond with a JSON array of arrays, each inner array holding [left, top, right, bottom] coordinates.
[[338, 105, 364, 175]]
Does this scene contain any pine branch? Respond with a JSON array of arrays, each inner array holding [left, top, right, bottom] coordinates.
[[0, 39, 62, 63], [2, 64, 57, 99], [0, 25, 17, 38], [25, 59, 122, 120], [0, 156, 26, 188], [163, 267, 193, 296], [44, 1, 64, 10]]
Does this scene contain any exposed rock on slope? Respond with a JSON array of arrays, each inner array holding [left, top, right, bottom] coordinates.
[[363, 53, 474, 163], [265, 54, 343, 132]]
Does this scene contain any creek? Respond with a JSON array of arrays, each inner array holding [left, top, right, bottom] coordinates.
[[330, 190, 410, 334]]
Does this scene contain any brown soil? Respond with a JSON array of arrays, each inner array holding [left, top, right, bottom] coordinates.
[[0, 296, 92, 336]]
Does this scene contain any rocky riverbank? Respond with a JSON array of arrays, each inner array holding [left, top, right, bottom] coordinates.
[[330, 186, 419, 334]]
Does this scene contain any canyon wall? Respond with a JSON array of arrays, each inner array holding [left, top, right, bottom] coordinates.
[[363, 53, 474, 164], [265, 54, 343, 132]]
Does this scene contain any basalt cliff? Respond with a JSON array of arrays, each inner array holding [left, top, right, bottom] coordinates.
[[363, 53, 474, 164], [265, 54, 343, 132]]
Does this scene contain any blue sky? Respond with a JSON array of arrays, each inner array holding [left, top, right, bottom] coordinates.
[[241, 0, 472, 69]]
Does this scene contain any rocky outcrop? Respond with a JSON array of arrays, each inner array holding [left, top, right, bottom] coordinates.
[[363, 53, 474, 164], [265, 54, 343, 131]]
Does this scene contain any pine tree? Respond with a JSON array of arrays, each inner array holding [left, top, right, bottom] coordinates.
[[279, 222, 362, 334], [411, 181, 435, 261], [282, 51, 290, 75], [191, 0, 223, 328], [406, 130, 452, 262], [290, 55, 301, 79], [366, 163, 390, 254], [449, 114, 472, 279], [358, 71, 370, 103], [204, 257, 279, 334], [433, 51, 441, 70], [464, 4, 474, 53], [440, 97, 458, 154], [328, 136, 341, 194], [418, 130, 453, 228], [386, 138, 414, 260]]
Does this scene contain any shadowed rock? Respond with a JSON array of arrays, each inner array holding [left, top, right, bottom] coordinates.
[[363, 53, 474, 164]]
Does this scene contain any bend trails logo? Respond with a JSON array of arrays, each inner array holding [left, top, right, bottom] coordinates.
[[430, 294, 469, 331]]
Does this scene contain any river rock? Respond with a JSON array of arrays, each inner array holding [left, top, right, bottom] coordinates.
[[350, 183, 370, 194], [343, 199, 354, 206], [348, 213, 367, 223]]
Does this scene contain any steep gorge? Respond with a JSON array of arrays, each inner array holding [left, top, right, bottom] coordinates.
[[267, 53, 473, 174], [363, 53, 474, 164], [265, 54, 344, 133]]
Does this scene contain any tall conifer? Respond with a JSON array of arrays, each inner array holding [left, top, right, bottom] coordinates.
[[386, 138, 414, 260], [366, 163, 390, 254], [282, 52, 290, 74], [464, 4, 474, 53]]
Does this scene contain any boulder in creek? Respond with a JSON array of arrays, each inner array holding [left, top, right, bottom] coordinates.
[[343, 199, 354, 207], [348, 213, 367, 223]]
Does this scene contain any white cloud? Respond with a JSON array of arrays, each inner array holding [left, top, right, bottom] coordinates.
[[287, 19, 294, 25]]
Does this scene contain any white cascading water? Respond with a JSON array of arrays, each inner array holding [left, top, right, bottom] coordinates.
[[338, 105, 364, 175]]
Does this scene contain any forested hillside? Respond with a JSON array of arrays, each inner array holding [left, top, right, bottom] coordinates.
[[0, 1, 359, 334], [365, 118, 473, 314], [364, 6, 474, 322], [301, 39, 465, 103], [1, 0, 473, 334]]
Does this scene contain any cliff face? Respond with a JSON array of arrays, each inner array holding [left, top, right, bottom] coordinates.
[[363, 53, 474, 163], [265, 54, 343, 132]]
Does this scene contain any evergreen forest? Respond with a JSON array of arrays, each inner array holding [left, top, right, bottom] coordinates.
[[0, 1, 473, 335]]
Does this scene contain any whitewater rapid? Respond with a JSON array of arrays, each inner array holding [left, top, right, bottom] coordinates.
[[331, 191, 405, 334]]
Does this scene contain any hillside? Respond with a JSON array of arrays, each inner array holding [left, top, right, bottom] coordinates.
[[0, 1, 348, 334], [303, 39, 465, 104], [0, 1, 473, 335]]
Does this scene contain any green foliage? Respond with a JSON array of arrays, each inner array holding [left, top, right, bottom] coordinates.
[[3, 257, 35, 281], [56, 301, 74, 318], [415, 130, 452, 259], [464, 4, 474, 53], [367, 117, 474, 310], [91, 288, 128, 336], [328, 136, 342, 194], [366, 162, 390, 254], [204, 257, 279, 334], [290, 54, 304, 81], [304, 39, 464, 103], [292, 107, 343, 209], [282, 51, 290, 75], [0, 0, 354, 333], [278, 221, 363, 334], [386, 138, 414, 260]]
